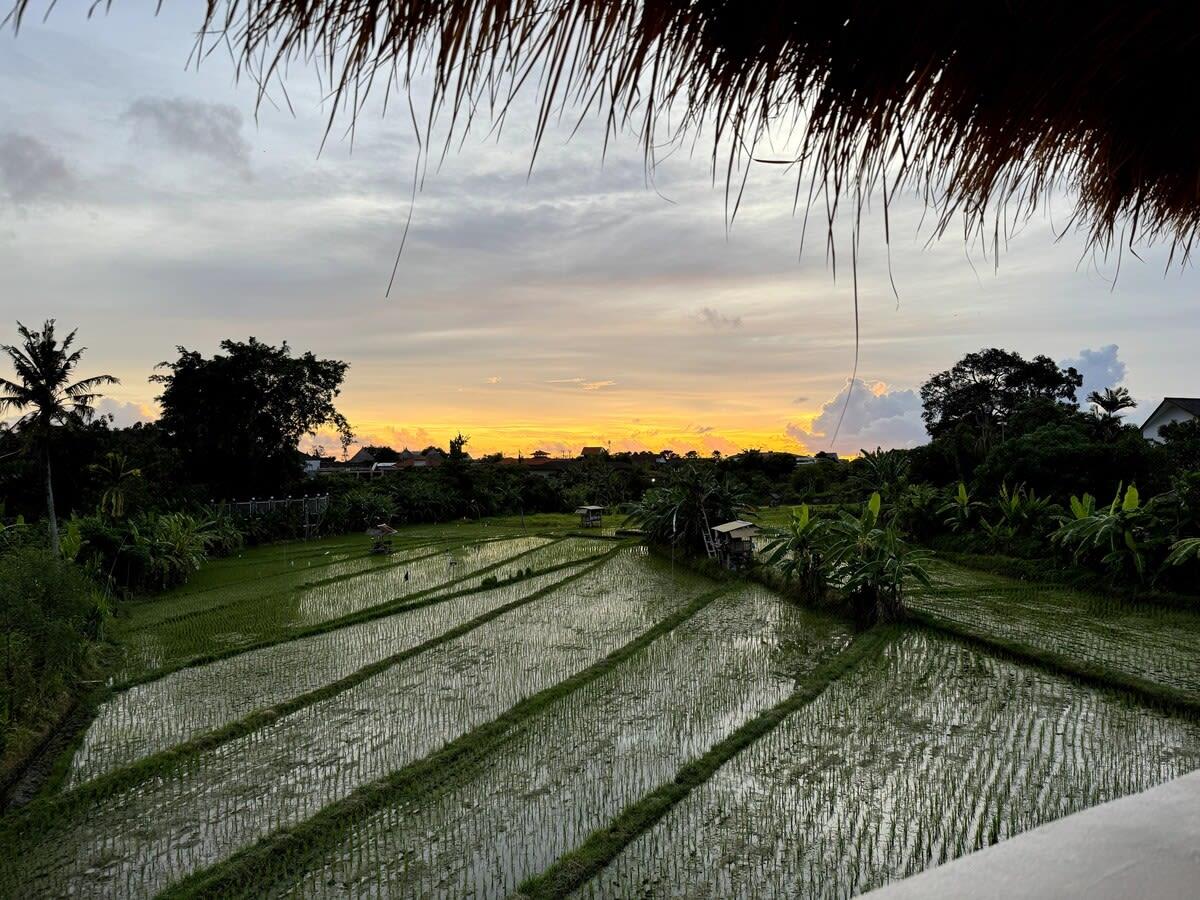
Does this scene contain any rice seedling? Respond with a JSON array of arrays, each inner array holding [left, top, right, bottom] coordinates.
[[573, 630, 1200, 899], [276, 585, 854, 897], [114, 535, 561, 681], [0, 549, 713, 898], [67, 563, 596, 786], [913, 558, 1200, 702]]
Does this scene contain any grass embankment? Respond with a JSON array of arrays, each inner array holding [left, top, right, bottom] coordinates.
[[0, 549, 621, 840], [152, 581, 739, 899], [517, 626, 899, 899]]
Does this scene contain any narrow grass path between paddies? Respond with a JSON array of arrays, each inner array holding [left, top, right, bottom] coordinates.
[[1, 549, 714, 897], [117, 534, 475, 633]]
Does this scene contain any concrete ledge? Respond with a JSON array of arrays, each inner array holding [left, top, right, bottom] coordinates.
[[862, 769, 1200, 899]]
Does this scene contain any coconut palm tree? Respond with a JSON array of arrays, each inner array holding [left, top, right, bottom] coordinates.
[[1087, 386, 1136, 418], [0, 320, 118, 555], [88, 451, 142, 519]]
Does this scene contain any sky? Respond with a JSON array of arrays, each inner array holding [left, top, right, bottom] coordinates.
[[2, 6, 1197, 458]]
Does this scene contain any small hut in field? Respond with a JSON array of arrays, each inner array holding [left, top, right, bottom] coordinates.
[[575, 505, 605, 528], [710, 520, 759, 569]]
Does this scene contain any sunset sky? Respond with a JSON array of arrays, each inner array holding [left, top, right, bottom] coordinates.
[[3, 6, 1198, 458]]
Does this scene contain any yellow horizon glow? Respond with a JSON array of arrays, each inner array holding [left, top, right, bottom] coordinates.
[[305, 409, 820, 459]]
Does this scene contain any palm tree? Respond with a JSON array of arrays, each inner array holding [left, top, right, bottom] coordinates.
[[0, 320, 118, 555], [88, 451, 142, 519], [1087, 386, 1136, 418]]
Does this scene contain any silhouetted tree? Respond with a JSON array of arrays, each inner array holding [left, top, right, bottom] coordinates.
[[920, 348, 1082, 452], [152, 337, 352, 498], [0, 320, 117, 555]]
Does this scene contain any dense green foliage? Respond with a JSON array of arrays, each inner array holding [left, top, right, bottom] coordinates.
[[0, 542, 103, 763], [919, 348, 1082, 453], [153, 338, 353, 499], [625, 462, 753, 554]]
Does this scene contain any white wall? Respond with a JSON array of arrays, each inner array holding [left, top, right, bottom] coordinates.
[[1141, 404, 1196, 442]]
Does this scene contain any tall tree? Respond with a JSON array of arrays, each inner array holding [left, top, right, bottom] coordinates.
[[0, 320, 117, 555], [1087, 386, 1137, 417], [152, 337, 352, 498], [920, 348, 1082, 451]]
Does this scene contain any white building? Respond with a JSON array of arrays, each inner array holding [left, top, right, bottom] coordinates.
[[1140, 397, 1200, 443]]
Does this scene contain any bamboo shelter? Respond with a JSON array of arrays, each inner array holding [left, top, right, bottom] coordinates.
[[12, 2, 1200, 256]]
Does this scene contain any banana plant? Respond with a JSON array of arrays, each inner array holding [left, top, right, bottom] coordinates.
[[1165, 538, 1200, 568], [1053, 483, 1154, 585], [763, 504, 829, 600], [939, 482, 983, 533], [825, 492, 932, 622]]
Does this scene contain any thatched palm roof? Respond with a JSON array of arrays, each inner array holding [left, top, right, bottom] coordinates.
[[13, 2, 1200, 256]]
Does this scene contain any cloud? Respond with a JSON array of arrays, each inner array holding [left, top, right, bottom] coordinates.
[[486, 376, 502, 384], [697, 307, 742, 329], [123, 97, 251, 172], [94, 398, 156, 428], [0, 133, 73, 204], [792, 396, 809, 405], [1060, 344, 1126, 405], [787, 378, 926, 454], [547, 377, 616, 391]]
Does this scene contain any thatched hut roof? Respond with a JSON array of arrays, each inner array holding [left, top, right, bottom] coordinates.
[[13, 2, 1200, 256]]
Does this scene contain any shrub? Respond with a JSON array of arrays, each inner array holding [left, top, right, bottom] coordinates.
[[1, 546, 103, 758]]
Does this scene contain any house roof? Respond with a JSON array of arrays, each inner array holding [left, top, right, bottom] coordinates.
[[576, 505, 605, 512], [1164, 397, 1200, 416], [1142, 397, 1200, 431], [712, 520, 758, 534]]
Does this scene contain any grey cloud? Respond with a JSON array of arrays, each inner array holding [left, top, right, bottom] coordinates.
[[0, 133, 73, 204], [123, 97, 251, 172], [698, 307, 743, 329], [1060, 344, 1126, 405], [788, 378, 926, 454]]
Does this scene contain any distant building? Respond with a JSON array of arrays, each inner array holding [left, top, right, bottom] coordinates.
[[794, 455, 818, 467], [531, 449, 551, 459], [815, 451, 841, 462], [580, 446, 607, 458], [1141, 397, 1200, 443], [348, 445, 401, 466]]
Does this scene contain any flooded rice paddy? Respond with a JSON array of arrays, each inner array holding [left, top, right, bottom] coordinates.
[[5, 524, 1200, 899], [577, 629, 1200, 899]]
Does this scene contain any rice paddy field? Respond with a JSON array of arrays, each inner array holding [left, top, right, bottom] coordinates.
[[3, 520, 1199, 899]]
